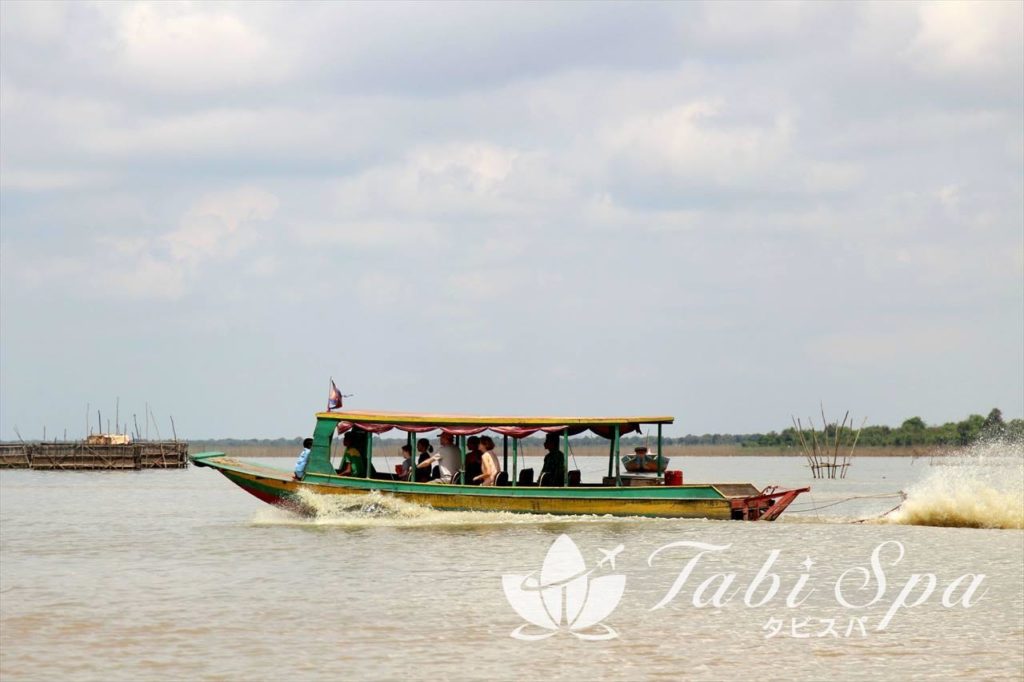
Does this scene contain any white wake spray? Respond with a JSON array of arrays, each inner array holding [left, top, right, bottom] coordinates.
[[886, 437, 1024, 529]]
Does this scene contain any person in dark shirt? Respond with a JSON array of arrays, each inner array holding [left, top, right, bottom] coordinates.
[[540, 432, 566, 486], [414, 438, 434, 482], [464, 435, 482, 485]]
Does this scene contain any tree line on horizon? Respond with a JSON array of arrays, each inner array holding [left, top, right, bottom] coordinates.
[[188, 408, 1020, 449]]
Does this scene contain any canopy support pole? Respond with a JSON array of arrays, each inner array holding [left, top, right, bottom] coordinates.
[[607, 433, 614, 479], [407, 431, 415, 482], [613, 425, 621, 487], [502, 435, 508, 474], [562, 430, 569, 487], [459, 434, 466, 485], [512, 438, 518, 487], [657, 423, 663, 481], [365, 430, 373, 479]]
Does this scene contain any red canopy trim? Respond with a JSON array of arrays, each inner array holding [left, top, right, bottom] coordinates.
[[333, 422, 640, 439]]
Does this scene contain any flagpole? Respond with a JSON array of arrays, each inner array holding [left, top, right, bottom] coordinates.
[[327, 376, 332, 411]]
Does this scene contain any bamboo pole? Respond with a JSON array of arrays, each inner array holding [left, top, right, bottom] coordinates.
[[170, 416, 177, 441], [808, 417, 823, 477], [792, 417, 815, 476], [820, 405, 833, 478], [833, 411, 848, 475], [149, 406, 161, 440], [844, 417, 867, 479]]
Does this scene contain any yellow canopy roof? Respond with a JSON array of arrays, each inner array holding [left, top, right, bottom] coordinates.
[[316, 410, 673, 428]]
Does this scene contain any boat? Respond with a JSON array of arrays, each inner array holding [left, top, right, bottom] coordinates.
[[622, 447, 668, 473], [191, 410, 809, 521]]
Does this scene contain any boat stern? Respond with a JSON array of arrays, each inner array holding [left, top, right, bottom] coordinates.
[[723, 485, 810, 521]]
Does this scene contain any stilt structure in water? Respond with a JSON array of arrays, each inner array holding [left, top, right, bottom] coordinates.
[[0, 439, 188, 470], [792, 408, 865, 480], [2, 402, 188, 470]]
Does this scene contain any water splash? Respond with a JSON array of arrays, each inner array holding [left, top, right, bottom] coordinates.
[[885, 438, 1024, 529], [249, 489, 710, 529]]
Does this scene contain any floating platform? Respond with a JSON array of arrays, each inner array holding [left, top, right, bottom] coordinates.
[[0, 441, 189, 470]]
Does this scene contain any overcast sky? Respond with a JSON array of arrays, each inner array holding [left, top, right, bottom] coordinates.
[[1, 1, 1021, 439]]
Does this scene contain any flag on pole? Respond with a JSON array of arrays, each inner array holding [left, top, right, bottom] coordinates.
[[328, 379, 344, 410]]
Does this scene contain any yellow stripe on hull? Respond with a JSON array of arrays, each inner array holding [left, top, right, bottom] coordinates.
[[230, 470, 732, 520]]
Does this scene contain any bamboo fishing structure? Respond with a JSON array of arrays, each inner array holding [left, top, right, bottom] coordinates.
[[792, 408, 865, 479], [0, 440, 188, 470], [2, 401, 187, 470]]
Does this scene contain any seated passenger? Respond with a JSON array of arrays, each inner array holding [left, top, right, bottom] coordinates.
[[424, 432, 460, 482], [293, 437, 313, 480], [336, 432, 366, 477], [540, 433, 566, 486], [474, 435, 502, 486], [413, 438, 433, 482], [464, 436, 483, 485], [396, 443, 413, 479]]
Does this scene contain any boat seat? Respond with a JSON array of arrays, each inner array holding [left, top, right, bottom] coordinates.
[[517, 468, 534, 486], [495, 471, 509, 486], [538, 471, 570, 487], [450, 471, 463, 484], [568, 470, 581, 486]]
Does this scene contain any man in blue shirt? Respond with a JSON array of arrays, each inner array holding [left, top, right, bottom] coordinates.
[[293, 438, 314, 479]]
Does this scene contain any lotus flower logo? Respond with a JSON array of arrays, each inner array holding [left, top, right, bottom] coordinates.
[[502, 534, 626, 641]]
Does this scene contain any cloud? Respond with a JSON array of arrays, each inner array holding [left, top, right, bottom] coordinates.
[[164, 187, 278, 263], [601, 100, 863, 210], [7, 187, 279, 300], [109, 3, 288, 93], [907, 1, 1024, 76]]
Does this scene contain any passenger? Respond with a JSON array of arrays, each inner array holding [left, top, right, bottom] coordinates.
[[540, 433, 566, 486], [293, 437, 313, 480], [474, 435, 502, 486], [336, 432, 366, 477], [464, 435, 482, 485], [396, 443, 413, 479], [422, 431, 460, 482], [413, 438, 433, 482]]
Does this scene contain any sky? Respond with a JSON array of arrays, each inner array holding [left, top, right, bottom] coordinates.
[[1, 1, 1022, 439]]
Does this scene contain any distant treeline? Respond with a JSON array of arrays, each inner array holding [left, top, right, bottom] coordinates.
[[189, 408, 1020, 450], [746, 409, 1019, 448]]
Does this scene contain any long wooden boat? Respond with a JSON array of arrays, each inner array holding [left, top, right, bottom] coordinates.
[[192, 410, 808, 521]]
